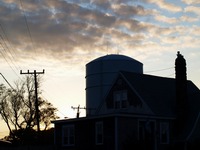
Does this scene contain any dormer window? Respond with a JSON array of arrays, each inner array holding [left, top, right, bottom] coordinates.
[[113, 90, 128, 108]]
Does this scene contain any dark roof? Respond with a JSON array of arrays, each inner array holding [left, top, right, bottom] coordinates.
[[52, 113, 174, 124], [120, 71, 177, 117], [53, 70, 200, 142], [179, 81, 200, 141], [120, 71, 200, 141]]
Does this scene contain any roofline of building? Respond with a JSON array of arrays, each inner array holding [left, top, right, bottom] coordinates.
[[52, 113, 176, 124], [86, 54, 143, 66]]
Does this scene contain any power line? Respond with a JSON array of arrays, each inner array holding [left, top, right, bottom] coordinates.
[[71, 105, 86, 118], [145, 67, 174, 73], [166, 73, 175, 77], [0, 73, 14, 90], [0, 43, 20, 79], [40, 94, 67, 119], [0, 24, 18, 61], [0, 23, 21, 70], [0, 23, 23, 81], [19, 0, 36, 56], [0, 34, 21, 72]]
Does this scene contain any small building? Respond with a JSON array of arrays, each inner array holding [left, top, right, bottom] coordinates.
[[52, 52, 200, 150]]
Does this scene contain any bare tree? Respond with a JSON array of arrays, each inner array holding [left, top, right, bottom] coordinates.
[[0, 75, 59, 138], [0, 84, 13, 134]]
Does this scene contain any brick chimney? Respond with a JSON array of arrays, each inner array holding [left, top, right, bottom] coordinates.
[[175, 51, 188, 128]]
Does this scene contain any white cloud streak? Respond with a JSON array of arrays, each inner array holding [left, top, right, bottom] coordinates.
[[181, 0, 200, 5], [147, 0, 182, 12], [184, 6, 200, 16]]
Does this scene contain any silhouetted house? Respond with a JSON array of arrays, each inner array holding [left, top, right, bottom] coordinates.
[[52, 52, 200, 150]]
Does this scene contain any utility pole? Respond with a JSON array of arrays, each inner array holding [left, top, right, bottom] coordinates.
[[71, 105, 86, 118], [20, 69, 45, 132], [71, 105, 96, 117]]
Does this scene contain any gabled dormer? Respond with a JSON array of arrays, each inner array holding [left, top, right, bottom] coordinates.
[[106, 76, 142, 109], [95, 72, 153, 115]]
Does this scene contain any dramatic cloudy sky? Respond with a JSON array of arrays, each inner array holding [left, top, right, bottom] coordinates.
[[0, 0, 200, 137]]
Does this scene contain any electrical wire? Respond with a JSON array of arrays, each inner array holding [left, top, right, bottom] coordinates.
[[0, 1, 64, 119], [0, 23, 23, 81], [166, 73, 175, 77], [19, 0, 36, 57], [145, 67, 174, 73], [40, 94, 67, 119], [0, 73, 14, 90], [0, 35, 21, 72], [0, 43, 20, 79], [0, 24, 18, 59]]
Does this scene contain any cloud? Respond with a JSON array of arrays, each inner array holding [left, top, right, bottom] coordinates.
[[112, 3, 153, 17], [190, 26, 200, 36], [0, 0, 199, 69], [146, 0, 182, 12], [184, 6, 200, 16], [160, 36, 180, 44], [0, 0, 147, 59], [180, 15, 199, 22], [154, 13, 199, 24], [154, 14, 178, 24], [1, 1, 106, 58], [181, 0, 200, 5]]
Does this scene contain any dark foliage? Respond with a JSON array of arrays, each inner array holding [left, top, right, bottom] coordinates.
[[5, 128, 54, 146]]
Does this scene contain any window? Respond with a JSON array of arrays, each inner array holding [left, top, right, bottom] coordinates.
[[62, 125, 75, 146], [160, 122, 169, 144], [113, 90, 128, 108], [138, 121, 146, 141], [95, 122, 103, 145], [138, 120, 156, 150], [138, 120, 156, 142]]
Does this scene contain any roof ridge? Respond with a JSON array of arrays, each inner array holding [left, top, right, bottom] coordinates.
[[120, 70, 175, 80]]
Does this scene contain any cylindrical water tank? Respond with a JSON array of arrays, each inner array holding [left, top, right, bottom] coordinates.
[[85, 54, 143, 116]]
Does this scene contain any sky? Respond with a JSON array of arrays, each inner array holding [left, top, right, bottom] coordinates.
[[0, 0, 200, 138]]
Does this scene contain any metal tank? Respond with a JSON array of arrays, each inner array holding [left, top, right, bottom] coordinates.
[[85, 54, 143, 116]]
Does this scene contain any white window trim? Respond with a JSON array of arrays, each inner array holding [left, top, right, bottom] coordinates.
[[62, 125, 75, 146], [113, 90, 128, 109], [137, 119, 156, 140]]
